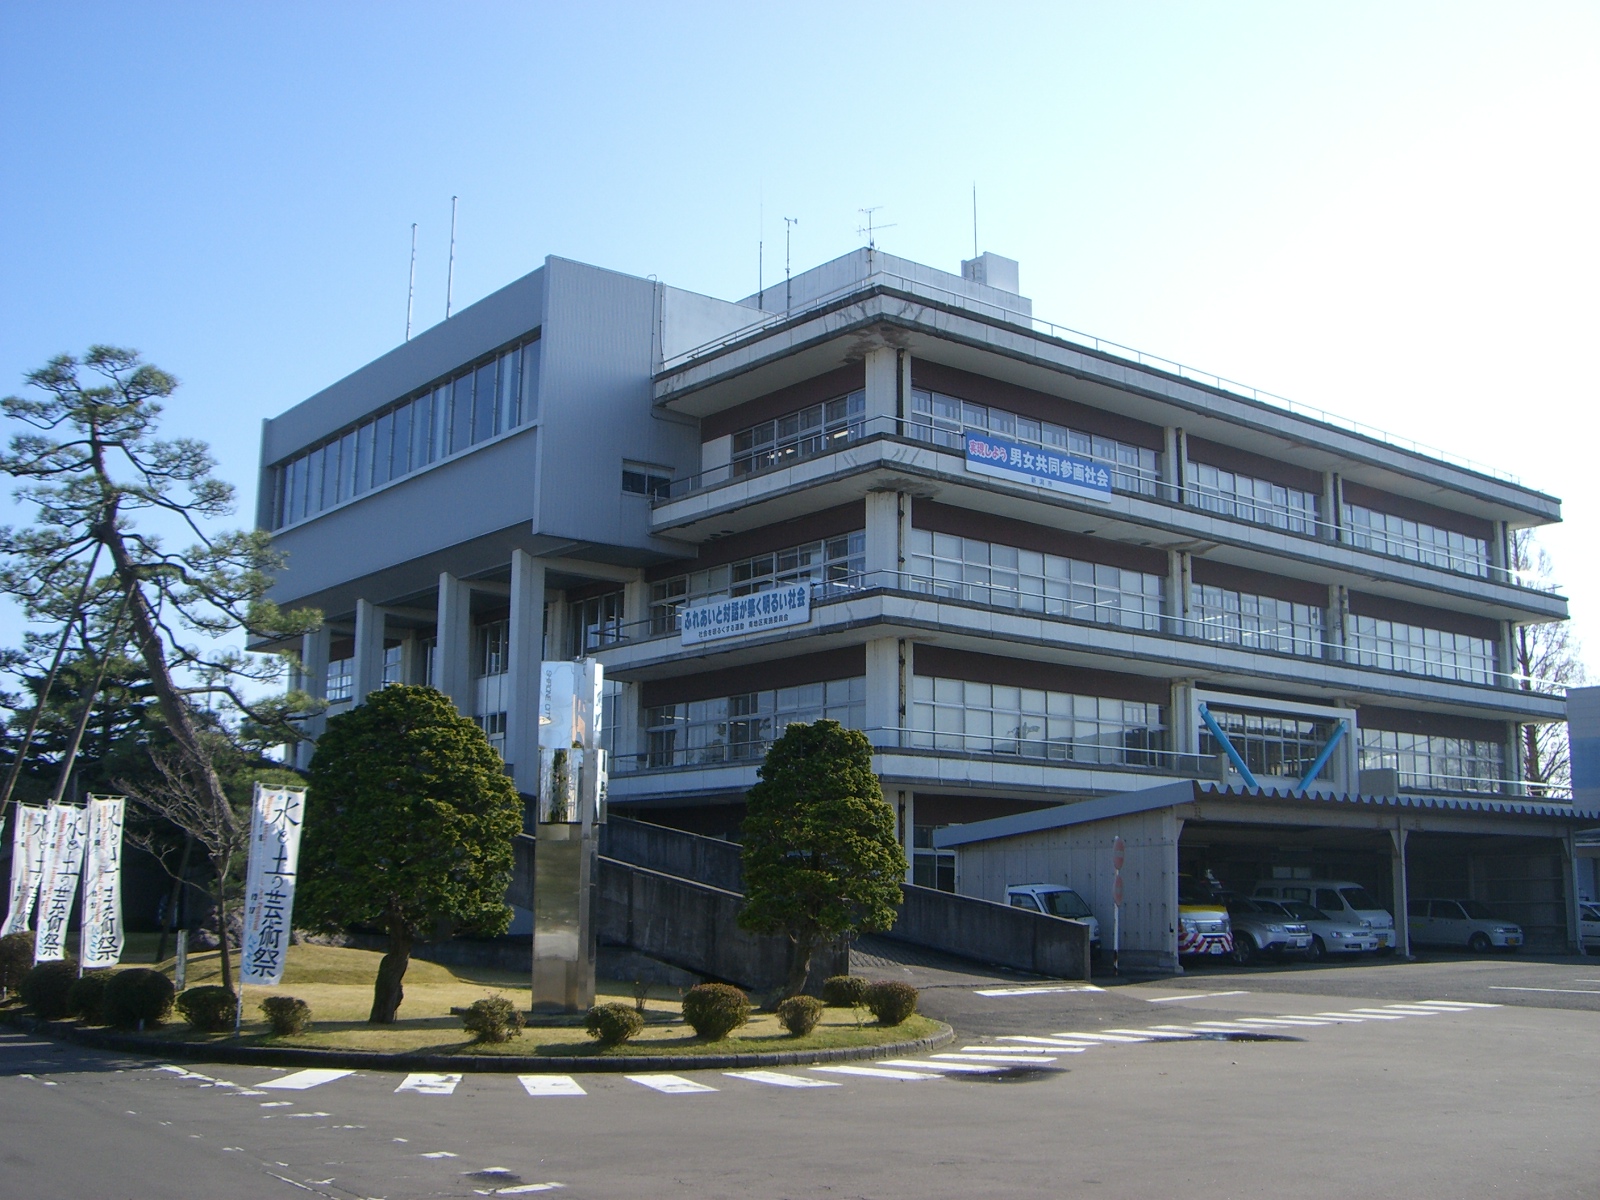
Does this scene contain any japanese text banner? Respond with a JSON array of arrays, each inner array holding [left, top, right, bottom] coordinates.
[[240, 785, 307, 986]]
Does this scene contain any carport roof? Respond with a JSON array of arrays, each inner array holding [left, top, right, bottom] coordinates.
[[932, 780, 1600, 849]]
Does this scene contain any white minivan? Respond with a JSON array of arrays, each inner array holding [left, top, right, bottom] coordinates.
[[1252, 880, 1397, 951]]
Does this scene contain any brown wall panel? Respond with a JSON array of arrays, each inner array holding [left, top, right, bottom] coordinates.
[[912, 500, 1168, 575], [1358, 705, 1508, 743], [1185, 436, 1323, 493], [911, 795, 1057, 825], [914, 644, 1169, 704], [1189, 557, 1329, 608], [645, 502, 866, 582], [641, 645, 867, 708], [1346, 591, 1502, 639], [701, 363, 866, 442], [1340, 481, 1494, 540], [911, 360, 1165, 451]]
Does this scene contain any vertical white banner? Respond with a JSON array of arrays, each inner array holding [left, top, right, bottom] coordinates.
[[240, 784, 306, 986], [1, 806, 50, 937], [33, 804, 88, 962], [79, 796, 126, 969]]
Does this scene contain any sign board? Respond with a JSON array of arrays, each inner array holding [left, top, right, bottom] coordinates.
[[34, 804, 88, 962], [79, 795, 125, 969], [1112, 836, 1125, 872], [679, 584, 810, 647], [1, 806, 49, 937], [962, 430, 1114, 503], [240, 785, 307, 986], [540, 660, 604, 750]]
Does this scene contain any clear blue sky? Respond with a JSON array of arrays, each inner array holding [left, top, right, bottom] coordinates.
[[2, 3, 1596, 666]]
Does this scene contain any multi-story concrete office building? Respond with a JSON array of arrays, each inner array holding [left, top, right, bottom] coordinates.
[[258, 247, 1583, 939]]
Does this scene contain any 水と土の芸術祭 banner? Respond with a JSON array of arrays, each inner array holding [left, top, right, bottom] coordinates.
[[0, 805, 50, 937], [79, 795, 126, 969], [240, 784, 307, 986], [33, 804, 89, 962]]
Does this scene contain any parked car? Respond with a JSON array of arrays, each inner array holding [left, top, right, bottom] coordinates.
[[1581, 901, 1600, 951], [1177, 876, 1233, 959], [1259, 899, 1381, 960], [1224, 896, 1312, 964], [1252, 880, 1398, 951], [1407, 899, 1523, 952], [1005, 884, 1101, 956]]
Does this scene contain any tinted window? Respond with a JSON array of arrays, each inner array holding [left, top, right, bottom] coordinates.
[[1431, 901, 1465, 919], [1009, 894, 1041, 912], [1280, 902, 1327, 921], [1041, 890, 1093, 919], [1340, 887, 1382, 910], [1315, 889, 1344, 911], [1282, 887, 1311, 902], [1459, 900, 1498, 920], [1408, 899, 1428, 918]]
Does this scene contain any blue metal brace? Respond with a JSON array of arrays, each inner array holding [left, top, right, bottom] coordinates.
[[1198, 702, 1260, 790], [1295, 719, 1348, 792]]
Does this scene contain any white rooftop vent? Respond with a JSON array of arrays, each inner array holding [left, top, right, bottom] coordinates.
[[961, 251, 1020, 295]]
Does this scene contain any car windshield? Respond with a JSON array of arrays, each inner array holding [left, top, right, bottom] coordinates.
[[1458, 900, 1501, 920], [1041, 890, 1093, 919], [1279, 901, 1328, 921], [1340, 887, 1382, 910], [1227, 898, 1265, 915], [1178, 880, 1219, 906]]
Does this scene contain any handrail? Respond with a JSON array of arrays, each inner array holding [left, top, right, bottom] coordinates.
[[659, 264, 1527, 487]]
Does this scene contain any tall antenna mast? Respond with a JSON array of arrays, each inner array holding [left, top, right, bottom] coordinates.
[[972, 183, 978, 258], [856, 206, 895, 252], [406, 223, 418, 340], [445, 195, 458, 319], [784, 217, 798, 311]]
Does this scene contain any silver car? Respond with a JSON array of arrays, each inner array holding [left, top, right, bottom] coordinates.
[[1261, 899, 1381, 960], [1225, 897, 1312, 964], [1407, 899, 1523, 952]]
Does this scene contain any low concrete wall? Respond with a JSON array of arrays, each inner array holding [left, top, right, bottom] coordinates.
[[600, 818, 743, 892], [882, 883, 1092, 981], [596, 857, 846, 992]]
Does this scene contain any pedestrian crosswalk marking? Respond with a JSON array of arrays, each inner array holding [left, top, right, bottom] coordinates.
[[397, 1073, 461, 1095], [724, 1070, 839, 1088], [1050, 1031, 1147, 1043], [519, 1075, 586, 1097], [958, 1044, 1052, 1054], [259, 1069, 355, 1091], [934, 1053, 1057, 1065], [974, 985, 1106, 997], [996, 1036, 1089, 1051], [811, 1064, 941, 1081], [879, 1058, 1005, 1074], [625, 1074, 717, 1094], [1105, 1028, 1199, 1039], [1353, 1007, 1436, 1017]]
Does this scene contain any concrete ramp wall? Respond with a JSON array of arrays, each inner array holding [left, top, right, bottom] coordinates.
[[881, 883, 1092, 981], [601, 818, 743, 893]]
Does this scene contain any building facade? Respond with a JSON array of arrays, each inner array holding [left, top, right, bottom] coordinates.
[[259, 248, 1570, 896]]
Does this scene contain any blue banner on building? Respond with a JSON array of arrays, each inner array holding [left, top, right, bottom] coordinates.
[[962, 430, 1114, 502], [680, 583, 812, 646]]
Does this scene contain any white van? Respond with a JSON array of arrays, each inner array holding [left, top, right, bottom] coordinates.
[[1251, 880, 1397, 951]]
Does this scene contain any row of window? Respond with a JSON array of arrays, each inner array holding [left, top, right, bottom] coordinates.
[[1189, 584, 1326, 658], [1346, 615, 1497, 684], [730, 391, 866, 478], [905, 528, 1163, 630], [1357, 728, 1505, 794], [908, 388, 1161, 496], [648, 533, 866, 635], [1200, 707, 1337, 781], [1342, 504, 1490, 577], [272, 334, 540, 528], [642, 678, 866, 768], [1185, 461, 1320, 535]]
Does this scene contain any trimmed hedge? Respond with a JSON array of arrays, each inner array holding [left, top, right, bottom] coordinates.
[[0, 932, 33, 994], [821, 975, 870, 1008], [584, 1002, 645, 1047], [776, 994, 824, 1036], [175, 984, 235, 1032], [67, 971, 114, 1025], [462, 996, 525, 1043], [105, 968, 176, 1029], [260, 996, 313, 1036], [681, 983, 750, 1041], [864, 980, 918, 1026], [19, 961, 79, 1019]]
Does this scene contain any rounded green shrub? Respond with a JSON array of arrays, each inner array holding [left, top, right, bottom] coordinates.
[[584, 1001, 645, 1047], [19, 961, 79, 1019], [0, 932, 34, 994], [104, 968, 176, 1029], [260, 996, 312, 1036], [462, 995, 524, 1043], [681, 982, 750, 1041], [776, 994, 824, 1037], [67, 970, 114, 1024], [864, 980, 918, 1026], [174, 984, 235, 1032], [821, 975, 870, 1007]]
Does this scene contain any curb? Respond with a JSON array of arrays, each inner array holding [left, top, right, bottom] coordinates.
[[2, 1011, 954, 1074]]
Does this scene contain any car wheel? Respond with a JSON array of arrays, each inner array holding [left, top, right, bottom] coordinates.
[[1232, 935, 1256, 966], [1468, 932, 1492, 953], [1305, 937, 1325, 962]]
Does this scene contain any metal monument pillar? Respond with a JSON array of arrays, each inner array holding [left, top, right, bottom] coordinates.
[[531, 658, 608, 1013]]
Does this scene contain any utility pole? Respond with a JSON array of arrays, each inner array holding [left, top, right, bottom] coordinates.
[[406, 223, 417, 340], [446, 196, 458, 319]]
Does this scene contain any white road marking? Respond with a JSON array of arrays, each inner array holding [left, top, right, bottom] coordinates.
[[810, 1065, 942, 1081], [1351, 1007, 1431, 1017], [0, 1042, 51, 1048], [879, 1059, 1005, 1074], [958, 1044, 1056, 1054], [260, 1101, 293, 1107], [995, 1036, 1089, 1051], [493, 1185, 566, 1195], [1106, 1028, 1200, 1039], [1144, 990, 1250, 1003], [974, 985, 1105, 997], [1489, 985, 1600, 995], [1050, 1031, 1148, 1042], [397, 1073, 462, 1095], [934, 1053, 1058, 1064], [625, 1074, 717, 1094], [421, 1151, 458, 1158], [258, 1069, 355, 1091], [518, 1075, 586, 1097], [1414, 1000, 1500, 1009], [1317, 1011, 1400, 1020], [1380, 1004, 1453, 1014], [1232, 1017, 1336, 1027], [723, 1070, 840, 1088], [285, 1112, 330, 1119]]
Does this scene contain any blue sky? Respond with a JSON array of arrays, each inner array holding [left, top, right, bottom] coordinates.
[[2, 3, 1596, 665]]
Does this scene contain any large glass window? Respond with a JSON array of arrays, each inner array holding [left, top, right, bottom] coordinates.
[[908, 388, 1161, 496], [907, 528, 1162, 629], [1347, 615, 1496, 684], [1189, 584, 1324, 657], [475, 619, 510, 678], [1200, 707, 1338, 781], [1342, 504, 1489, 578], [730, 390, 866, 477], [271, 332, 540, 529], [648, 532, 866, 635], [1185, 461, 1319, 534], [913, 825, 956, 892], [571, 591, 624, 655], [1358, 728, 1505, 794], [325, 657, 354, 703], [643, 678, 866, 768], [908, 676, 1167, 764]]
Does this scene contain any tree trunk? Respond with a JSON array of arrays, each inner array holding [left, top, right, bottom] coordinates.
[[215, 860, 233, 994], [783, 930, 817, 1000], [370, 914, 412, 1024], [155, 835, 193, 964]]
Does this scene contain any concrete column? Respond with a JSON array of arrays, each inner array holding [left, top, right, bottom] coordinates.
[[436, 572, 475, 713], [700, 435, 732, 486], [865, 637, 900, 748], [353, 599, 386, 703], [613, 680, 643, 771], [900, 789, 915, 885], [1171, 681, 1197, 760], [1321, 472, 1340, 540], [899, 350, 913, 421], [544, 590, 568, 661], [864, 346, 898, 431], [1169, 551, 1192, 636], [1500, 619, 1518, 689], [865, 489, 900, 585], [622, 578, 650, 640], [506, 550, 547, 795], [296, 625, 331, 770], [1173, 428, 1189, 505], [1162, 427, 1181, 503], [1489, 520, 1509, 575], [1564, 833, 1587, 956], [1506, 720, 1526, 796], [1390, 824, 1412, 959]]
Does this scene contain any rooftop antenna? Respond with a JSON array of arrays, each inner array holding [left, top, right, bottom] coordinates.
[[758, 191, 764, 310], [406, 223, 418, 340], [445, 195, 458, 319], [784, 217, 799, 311], [857, 206, 896, 252], [972, 183, 978, 258]]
